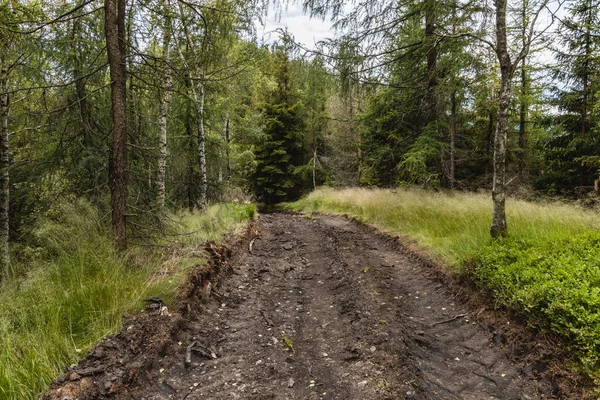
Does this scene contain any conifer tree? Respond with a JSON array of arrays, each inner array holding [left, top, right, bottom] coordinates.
[[252, 49, 304, 205], [544, 0, 600, 193]]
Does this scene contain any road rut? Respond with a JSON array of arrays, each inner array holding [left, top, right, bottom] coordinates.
[[45, 212, 561, 399]]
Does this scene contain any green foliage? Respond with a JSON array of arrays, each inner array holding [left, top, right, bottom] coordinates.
[[288, 187, 597, 263], [251, 50, 306, 205], [466, 234, 600, 376], [0, 200, 255, 399], [174, 203, 256, 245], [397, 126, 444, 187], [540, 0, 600, 194]]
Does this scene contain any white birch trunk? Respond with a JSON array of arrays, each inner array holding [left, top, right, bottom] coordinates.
[[157, 0, 172, 211], [0, 52, 9, 270], [491, 0, 512, 238], [195, 81, 207, 212]]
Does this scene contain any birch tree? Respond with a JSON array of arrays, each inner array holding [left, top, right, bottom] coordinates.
[[490, 0, 553, 238], [0, 39, 9, 269], [157, 0, 173, 211], [176, 3, 208, 212]]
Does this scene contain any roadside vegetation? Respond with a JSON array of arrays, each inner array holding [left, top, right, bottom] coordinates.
[[0, 200, 255, 400], [288, 187, 600, 379]]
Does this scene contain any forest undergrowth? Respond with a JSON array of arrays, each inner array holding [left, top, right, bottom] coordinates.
[[287, 187, 600, 382], [0, 200, 255, 400]]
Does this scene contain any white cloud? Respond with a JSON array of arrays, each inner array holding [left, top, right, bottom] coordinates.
[[255, 3, 336, 48]]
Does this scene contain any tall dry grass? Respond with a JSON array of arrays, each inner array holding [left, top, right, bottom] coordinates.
[[288, 187, 598, 263]]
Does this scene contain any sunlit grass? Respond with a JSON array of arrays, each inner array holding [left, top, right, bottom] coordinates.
[[0, 200, 256, 399], [287, 187, 598, 264]]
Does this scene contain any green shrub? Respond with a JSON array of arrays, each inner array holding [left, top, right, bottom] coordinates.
[[466, 233, 600, 374]]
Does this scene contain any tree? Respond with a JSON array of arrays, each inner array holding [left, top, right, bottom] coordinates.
[[252, 49, 305, 205], [105, 0, 128, 251], [489, 0, 552, 238], [541, 0, 600, 194], [0, 36, 9, 269], [157, 0, 173, 211]]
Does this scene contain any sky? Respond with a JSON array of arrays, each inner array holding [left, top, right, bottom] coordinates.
[[256, 3, 336, 49]]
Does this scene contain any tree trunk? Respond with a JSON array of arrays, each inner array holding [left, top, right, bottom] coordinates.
[[0, 52, 10, 270], [450, 90, 457, 189], [518, 57, 527, 169], [71, 9, 90, 143], [224, 116, 231, 184], [194, 81, 207, 212], [177, 5, 207, 212], [157, 0, 172, 211], [518, 1, 528, 173], [105, 0, 128, 252], [425, 0, 444, 186], [491, 0, 513, 239], [579, 8, 592, 187], [485, 109, 494, 177], [186, 92, 195, 213], [313, 147, 317, 190]]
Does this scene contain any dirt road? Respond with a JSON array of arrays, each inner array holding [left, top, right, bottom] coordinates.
[[45, 213, 570, 399]]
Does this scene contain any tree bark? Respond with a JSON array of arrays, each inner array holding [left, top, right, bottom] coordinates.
[[450, 90, 457, 189], [518, 56, 527, 169], [491, 0, 513, 239], [157, 0, 172, 211], [105, 0, 128, 252], [485, 109, 494, 177], [195, 81, 207, 212], [185, 88, 195, 213], [0, 52, 10, 270], [224, 116, 231, 184], [313, 147, 317, 190], [579, 4, 592, 187], [518, 2, 528, 173], [425, 0, 445, 186]]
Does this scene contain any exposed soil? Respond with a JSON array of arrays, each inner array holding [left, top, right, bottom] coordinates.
[[43, 212, 589, 400]]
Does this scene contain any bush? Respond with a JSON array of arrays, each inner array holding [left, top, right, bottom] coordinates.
[[466, 233, 600, 374]]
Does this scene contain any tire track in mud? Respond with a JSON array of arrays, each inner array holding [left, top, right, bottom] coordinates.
[[44, 212, 564, 399]]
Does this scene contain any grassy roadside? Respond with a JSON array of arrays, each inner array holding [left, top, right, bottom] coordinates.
[[286, 187, 600, 379], [0, 200, 256, 400]]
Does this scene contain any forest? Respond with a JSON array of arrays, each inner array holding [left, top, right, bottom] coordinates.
[[1, 0, 600, 398]]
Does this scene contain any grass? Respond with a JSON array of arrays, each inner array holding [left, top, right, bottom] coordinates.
[[0, 200, 256, 400], [287, 187, 597, 265], [287, 187, 600, 380]]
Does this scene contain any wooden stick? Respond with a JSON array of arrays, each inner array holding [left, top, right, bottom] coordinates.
[[430, 313, 467, 327], [185, 341, 197, 366]]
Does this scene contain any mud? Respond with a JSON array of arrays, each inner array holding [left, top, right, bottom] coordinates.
[[43, 212, 589, 399]]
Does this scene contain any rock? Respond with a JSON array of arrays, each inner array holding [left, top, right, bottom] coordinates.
[[67, 371, 81, 382], [283, 243, 293, 250], [288, 378, 295, 388]]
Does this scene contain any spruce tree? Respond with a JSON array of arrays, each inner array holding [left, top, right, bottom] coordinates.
[[252, 49, 304, 205]]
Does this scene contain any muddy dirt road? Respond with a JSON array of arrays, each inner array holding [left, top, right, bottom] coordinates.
[[45, 213, 571, 399]]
